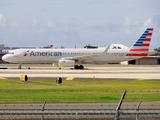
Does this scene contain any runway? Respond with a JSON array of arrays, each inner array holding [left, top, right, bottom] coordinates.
[[0, 64, 160, 79]]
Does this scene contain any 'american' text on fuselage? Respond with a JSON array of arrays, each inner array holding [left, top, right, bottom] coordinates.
[[30, 51, 62, 56]]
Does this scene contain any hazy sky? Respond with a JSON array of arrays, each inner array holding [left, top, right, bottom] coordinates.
[[0, 0, 160, 49]]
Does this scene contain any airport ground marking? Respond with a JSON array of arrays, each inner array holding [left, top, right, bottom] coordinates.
[[66, 77, 75, 80]]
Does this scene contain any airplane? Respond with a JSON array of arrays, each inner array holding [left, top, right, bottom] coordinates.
[[2, 28, 154, 69], [43, 44, 53, 48]]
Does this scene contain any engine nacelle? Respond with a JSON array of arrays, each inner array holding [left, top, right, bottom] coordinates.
[[58, 59, 75, 67]]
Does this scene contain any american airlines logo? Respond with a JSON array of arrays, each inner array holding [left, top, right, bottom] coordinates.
[[29, 51, 62, 56], [23, 50, 30, 56]]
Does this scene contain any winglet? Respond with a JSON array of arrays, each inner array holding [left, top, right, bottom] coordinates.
[[101, 45, 111, 55]]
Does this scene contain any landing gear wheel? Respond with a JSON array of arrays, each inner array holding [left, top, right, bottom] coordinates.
[[18, 64, 22, 69], [79, 65, 84, 70], [74, 65, 84, 70], [74, 65, 79, 69]]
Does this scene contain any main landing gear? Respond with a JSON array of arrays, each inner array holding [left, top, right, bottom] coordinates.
[[74, 65, 84, 70], [18, 63, 22, 69]]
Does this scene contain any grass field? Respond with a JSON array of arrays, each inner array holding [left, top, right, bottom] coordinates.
[[0, 79, 160, 103]]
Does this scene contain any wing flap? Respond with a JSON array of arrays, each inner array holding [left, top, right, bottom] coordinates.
[[60, 45, 111, 62]]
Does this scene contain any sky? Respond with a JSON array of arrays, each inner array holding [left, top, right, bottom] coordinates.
[[0, 0, 160, 49]]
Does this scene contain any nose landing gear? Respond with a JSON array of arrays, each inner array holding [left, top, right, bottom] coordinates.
[[18, 63, 22, 69]]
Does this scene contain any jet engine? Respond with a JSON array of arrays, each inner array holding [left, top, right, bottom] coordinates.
[[58, 59, 75, 67]]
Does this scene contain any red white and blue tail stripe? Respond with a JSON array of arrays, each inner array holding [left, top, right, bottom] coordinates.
[[126, 28, 153, 57]]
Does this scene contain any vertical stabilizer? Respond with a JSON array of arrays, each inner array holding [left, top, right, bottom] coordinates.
[[127, 28, 153, 57]]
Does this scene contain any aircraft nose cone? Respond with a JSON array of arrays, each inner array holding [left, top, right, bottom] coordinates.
[[2, 55, 7, 61], [2, 55, 11, 62]]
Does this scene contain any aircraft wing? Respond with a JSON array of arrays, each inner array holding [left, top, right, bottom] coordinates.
[[60, 45, 111, 62]]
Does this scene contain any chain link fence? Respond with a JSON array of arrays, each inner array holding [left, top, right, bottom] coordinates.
[[0, 108, 160, 120], [0, 91, 159, 119]]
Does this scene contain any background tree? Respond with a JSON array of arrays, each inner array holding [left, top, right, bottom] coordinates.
[[84, 44, 98, 49], [154, 47, 160, 53]]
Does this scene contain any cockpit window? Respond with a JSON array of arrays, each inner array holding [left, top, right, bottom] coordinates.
[[112, 46, 122, 49], [9, 52, 14, 54]]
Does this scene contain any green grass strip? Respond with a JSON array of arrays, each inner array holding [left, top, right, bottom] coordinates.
[[0, 79, 159, 103]]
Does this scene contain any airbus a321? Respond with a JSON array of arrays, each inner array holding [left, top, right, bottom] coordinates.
[[2, 28, 154, 69]]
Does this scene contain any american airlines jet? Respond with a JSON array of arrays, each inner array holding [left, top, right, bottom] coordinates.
[[2, 28, 154, 69]]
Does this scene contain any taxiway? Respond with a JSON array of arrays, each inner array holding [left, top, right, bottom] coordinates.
[[0, 64, 160, 79]]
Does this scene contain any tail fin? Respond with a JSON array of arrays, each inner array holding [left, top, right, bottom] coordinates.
[[128, 28, 153, 56]]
